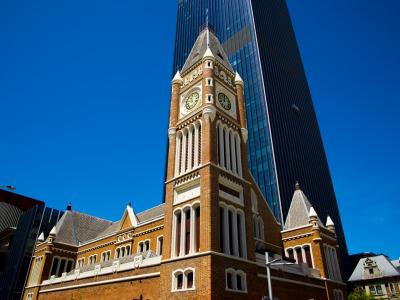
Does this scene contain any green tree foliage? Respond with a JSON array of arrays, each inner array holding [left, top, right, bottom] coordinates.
[[348, 288, 378, 300]]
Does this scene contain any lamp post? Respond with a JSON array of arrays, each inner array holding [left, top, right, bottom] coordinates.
[[0, 185, 16, 191], [265, 252, 296, 300]]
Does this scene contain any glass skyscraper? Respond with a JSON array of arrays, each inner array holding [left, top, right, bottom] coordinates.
[[172, 0, 348, 267]]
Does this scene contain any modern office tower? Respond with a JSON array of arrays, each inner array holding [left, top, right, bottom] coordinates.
[[0, 189, 62, 299], [172, 0, 349, 267]]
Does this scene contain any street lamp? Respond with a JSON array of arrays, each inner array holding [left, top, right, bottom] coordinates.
[[0, 185, 16, 191], [265, 252, 296, 300]]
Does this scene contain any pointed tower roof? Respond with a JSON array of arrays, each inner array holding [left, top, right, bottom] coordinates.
[[38, 232, 45, 242], [308, 207, 318, 218], [326, 216, 335, 227], [234, 72, 244, 86], [172, 71, 183, 84], [181, 28, 233, 74], [284, 182, 323, 229]]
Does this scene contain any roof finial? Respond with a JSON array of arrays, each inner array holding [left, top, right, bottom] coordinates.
[[295, 180, 301, 190]]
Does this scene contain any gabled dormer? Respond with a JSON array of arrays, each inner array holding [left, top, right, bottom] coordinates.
[[119, 202, 139, 230]]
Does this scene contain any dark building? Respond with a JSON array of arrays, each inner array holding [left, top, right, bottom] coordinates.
[[0, 189, 62, 299], [172, 0, 348, 270]]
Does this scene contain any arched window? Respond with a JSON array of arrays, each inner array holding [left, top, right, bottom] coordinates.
[[295, 247, 303, 264], [171, 203, 200, 257], [257, 216, 264, 241], [172, 268, 196, 291], [175, 121, 202, 176], [216, 122, 242, 177], [303, 245, 312, 268], [225, 268, 247, 292], [219, 202, 247, 258]]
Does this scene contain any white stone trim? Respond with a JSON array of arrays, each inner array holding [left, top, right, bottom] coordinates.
[[40, 272, 160, 293]]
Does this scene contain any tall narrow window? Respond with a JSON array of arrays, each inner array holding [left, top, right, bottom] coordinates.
[[177, 273, 183, 290], [185, 210, 191, 255], [157, 236, 163, 255], [223, 129, 227, 168], [195, 207, 200, 252], [217, 125, 221, 164], [226, 272, 233, 289], [145, 240, 150, 252], [303, 246, 312, 268], [178, 134, 183, 174], [185, 131, 189, 171], [50, 258, 59, 277], [228, 131, 233, 169], [219, 207, 224, 252], [57, 259, 66, 277], [191, 128, 195, 168], [66, 260, 73, 273], [236, 274, 243, 291], [296, 247, 303, 264], [187, 271, 193, 289], [197, 124, 201, 164], [287, 248, 294, 260], [237, 214, 242, 257], [228, 210, 234, 255], [176, 212, 181, 256]]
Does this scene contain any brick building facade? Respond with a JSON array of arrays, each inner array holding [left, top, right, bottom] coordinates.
[[23, 29, 346, 300]]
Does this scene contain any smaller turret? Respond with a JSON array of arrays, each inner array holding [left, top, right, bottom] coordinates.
[[308, 207, 318, 227], [172, 71, 183, 85], [47, 226, 57, 243], [37, 232, 45, 243], [326, 216, 335, 233]]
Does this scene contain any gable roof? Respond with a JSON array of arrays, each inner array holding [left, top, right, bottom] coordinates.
[[53, 210, 115, 246], [284, 187, 323, 230], [349, 255, 400, 281], [51, 203, 165, 246], [181, 28, 233, 74]]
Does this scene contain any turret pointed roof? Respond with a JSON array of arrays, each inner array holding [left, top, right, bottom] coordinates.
[[181, 28, 233, 74], [284, 183, 323, 229]]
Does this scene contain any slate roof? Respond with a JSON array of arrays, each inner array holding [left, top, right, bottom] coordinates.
[[52, 203, 165, 245], [53, 210, 115, 246], [137, 203, 164, 223], [349, 255, 400, 281], [391, 259, 400, 272], [181, 28, 234, 74], [284, 187, 323, 230]]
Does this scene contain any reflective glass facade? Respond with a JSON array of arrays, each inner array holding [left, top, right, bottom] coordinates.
[[173, 0, 281, 220], [173, 0, 348, 267], [0, 205, 62, 299]]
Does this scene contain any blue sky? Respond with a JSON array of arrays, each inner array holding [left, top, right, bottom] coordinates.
[[0, 1, 398, 259]]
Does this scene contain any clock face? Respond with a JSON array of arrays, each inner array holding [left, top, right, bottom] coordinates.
[[218, 93, 231, 110], [185, 91, 200, 111]]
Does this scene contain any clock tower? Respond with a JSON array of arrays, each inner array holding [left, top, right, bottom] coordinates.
[[160, 27, 282, 299]]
